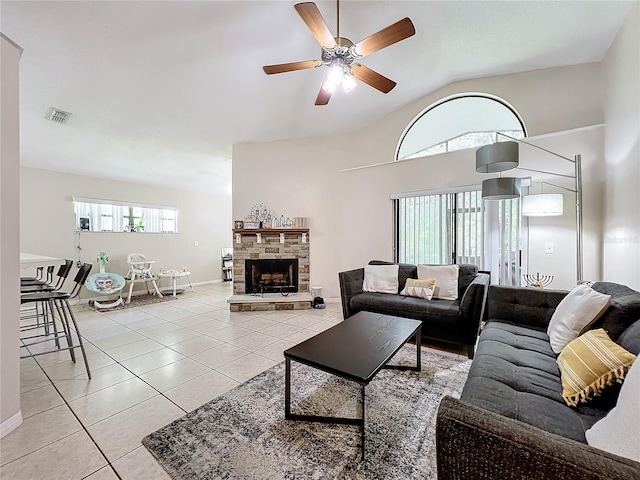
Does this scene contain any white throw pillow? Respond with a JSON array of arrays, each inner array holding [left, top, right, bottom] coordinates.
[[585, 358, 640, 462], [362, 264, 399, 294], [417, 264, 459, 300], [547, 285, 611, 354]]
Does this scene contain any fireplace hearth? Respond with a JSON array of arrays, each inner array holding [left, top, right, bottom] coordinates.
[[245, 259, 298, 294]]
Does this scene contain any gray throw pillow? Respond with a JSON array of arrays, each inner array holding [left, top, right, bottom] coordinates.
[[617, 320, 640, 355]]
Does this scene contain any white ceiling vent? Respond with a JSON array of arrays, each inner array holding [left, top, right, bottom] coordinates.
[[46, 107, 72, 124]]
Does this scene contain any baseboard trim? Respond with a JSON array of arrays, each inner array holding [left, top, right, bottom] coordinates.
[[190, 279, 221, 286], [0, 410, 23, 438]]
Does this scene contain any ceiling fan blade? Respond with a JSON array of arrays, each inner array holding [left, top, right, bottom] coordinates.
[[353, 17, 415, 58], [294, 2, 337, 49], [315, 83, 332, 106], [352, 64, 396, 93], [263, 60, 322, 75]]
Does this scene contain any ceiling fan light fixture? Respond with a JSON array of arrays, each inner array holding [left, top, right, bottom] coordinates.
[[341, 73, 357, 93], [322, 59, 357, 94], [327, 61, 344, 85], [321, 78, 338, 94]]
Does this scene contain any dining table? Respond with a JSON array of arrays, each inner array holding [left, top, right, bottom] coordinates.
[[20, 252, 64, 270]]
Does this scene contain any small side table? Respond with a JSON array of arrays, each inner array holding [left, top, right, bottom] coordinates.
[[158, 270, 194, 297], [85, 272, 126, 310]]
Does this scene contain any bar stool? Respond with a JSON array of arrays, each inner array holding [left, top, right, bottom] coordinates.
[[21, 259, 73, 292], [21, 265, 55, 285], [20, 263, 93, 378], [20, 262, 86, 335], [20, 266, 44, 282], [21, 260, 73, 334]]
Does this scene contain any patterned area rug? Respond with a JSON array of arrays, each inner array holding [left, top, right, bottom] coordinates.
[[143, 345, 471, 479], [88, 293, 177, 311]]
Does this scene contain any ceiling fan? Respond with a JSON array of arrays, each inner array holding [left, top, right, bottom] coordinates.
[[263, 1, 416, 106]]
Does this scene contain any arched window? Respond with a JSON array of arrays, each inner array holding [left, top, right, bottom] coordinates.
[[395, 94, 527, 161], [393, 94, 529, 285]]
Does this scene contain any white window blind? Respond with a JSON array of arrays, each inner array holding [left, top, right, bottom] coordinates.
[[73, 198, 179, 233], [483, 197, 523, 286], [397, 194, 452, 264], [455, 190, 484, 267]]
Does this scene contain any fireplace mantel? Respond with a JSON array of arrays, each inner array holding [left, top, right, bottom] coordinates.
[[232, 228, 309, 234], [233, 228, 309, 246]]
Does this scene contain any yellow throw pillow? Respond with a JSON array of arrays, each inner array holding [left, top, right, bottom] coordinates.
[[400, 278, 436, 300], [557, 328, 636, 407]]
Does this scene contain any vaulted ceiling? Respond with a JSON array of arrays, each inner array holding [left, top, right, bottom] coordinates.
[[1, 1, 635, 192]]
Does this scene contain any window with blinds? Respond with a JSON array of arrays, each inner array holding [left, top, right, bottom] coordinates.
[[394, 190, 524, 285], [397, 194, 452, 265], [73, 198, 179, 233]]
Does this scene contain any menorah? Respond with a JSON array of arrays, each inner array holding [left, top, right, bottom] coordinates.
[[523, 272, 554, 289]]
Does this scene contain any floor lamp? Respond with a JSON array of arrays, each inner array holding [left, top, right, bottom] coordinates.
[[475, 132, 583, 284]]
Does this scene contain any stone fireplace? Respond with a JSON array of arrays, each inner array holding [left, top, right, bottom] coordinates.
[[245, 258, 298, 294], [228, 228, 311, 311]]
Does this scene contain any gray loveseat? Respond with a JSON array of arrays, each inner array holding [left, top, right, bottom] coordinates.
[[338, 261, 490, 358], [436, 282, 640, 480]]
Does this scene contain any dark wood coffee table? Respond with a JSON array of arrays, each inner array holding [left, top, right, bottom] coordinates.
[[284, 311, 422, 459]]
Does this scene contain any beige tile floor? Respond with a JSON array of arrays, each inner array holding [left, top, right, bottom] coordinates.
[[3, 282, 464, 479], [2, 283, 346, 479]]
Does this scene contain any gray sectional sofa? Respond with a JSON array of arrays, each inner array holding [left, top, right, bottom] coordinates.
[[436, 282, 640, 480], [338, 261, 490, 358]]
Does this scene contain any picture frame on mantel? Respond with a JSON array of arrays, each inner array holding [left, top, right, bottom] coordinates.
[[234, 220, 244, 229], [243, 222, 260, 229]]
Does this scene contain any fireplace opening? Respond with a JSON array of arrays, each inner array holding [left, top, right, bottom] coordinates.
[[245, 259, 299, 294]]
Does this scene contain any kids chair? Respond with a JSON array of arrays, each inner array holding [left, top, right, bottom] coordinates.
[[85, 272, 126, 310], [125, 253, 162, 303]]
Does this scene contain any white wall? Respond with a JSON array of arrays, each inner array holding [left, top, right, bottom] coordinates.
[[1, 34, 23, 437], [20, 167, 232, 298], [602, 2, 640, 290], [521, 126, 604, 288], [234, 63, 607, 296]]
